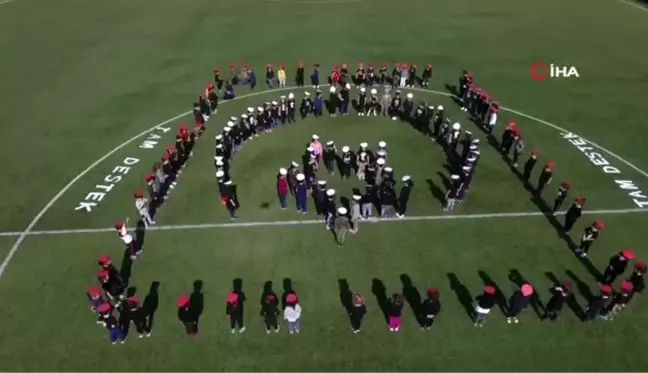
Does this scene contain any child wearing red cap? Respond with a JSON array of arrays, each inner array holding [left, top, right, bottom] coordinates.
[[542, 282, 571, 321], [474, 285, 496, 327], [226, 291, 245, 334], [177, 294, 198, 337], [601, 281, 635, 320], [575, 220, 604, 258], [629, 261, 646, 294], [522, 149, 539, 182], [87, 285, 106, 313], [133, 190, 155, 228], [584, 284, 613, 322], [551, 181, 570, 216], [284, 293, 302, 335], [122, 296, 151, 338], [563, 196, 585, 233], [420, 287, 441, 331], [506, 283, 533, 324], [388, 293, 404, 332], [349, 293, 367, 334], [97, 269, 125, 306], [97, 254, 123, 284], [501, 120, 517, 156], [421, 64, 433, 87], [536, 161, 554, 195], [96, 303, 126, 344], [261, 294, 280, 334], [602, 249, 634, 284]]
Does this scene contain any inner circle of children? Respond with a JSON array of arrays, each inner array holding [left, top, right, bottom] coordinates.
[[88, 61, 645, 345]]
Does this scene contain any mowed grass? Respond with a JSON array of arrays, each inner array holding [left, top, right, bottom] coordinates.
[[0, 214, 648, 371], [1, 0, 648, 371]]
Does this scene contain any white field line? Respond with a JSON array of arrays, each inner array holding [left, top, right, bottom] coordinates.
[[615, 0, 648, 13], [2, 85, 648, 279], [0, 0, 15, 5], [0, 208, 645, 238]]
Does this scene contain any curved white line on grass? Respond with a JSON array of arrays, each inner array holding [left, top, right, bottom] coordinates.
[[0, 0, 15, 5], [2, 84, 647, 279], [265, 0, 362, 3], [0, 207, 644, 237], [615, 0, 648, 13]]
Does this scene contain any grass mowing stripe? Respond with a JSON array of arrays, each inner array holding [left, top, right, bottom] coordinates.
[[0, 207, 644, 237]]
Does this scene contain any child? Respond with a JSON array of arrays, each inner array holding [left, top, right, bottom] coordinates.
[[388, 293, 404, 332], [277, 168, 289, 210], [177, 294, 198, 337], [349, 293, 366, 333], [96, 303, 125, 344], [506, 283, 533, 324], [226, 291, 245, 334], [123, 296, 151, 338], [475, 285, 496, 327], [87, 285, 106, 313], [542, 282, 571, 321], [420, 287, 441, 330], [284, 293, 302, 335], [584, 284, 613, 322], [261, 294, 280, 334], [601, 280, 634, 320]]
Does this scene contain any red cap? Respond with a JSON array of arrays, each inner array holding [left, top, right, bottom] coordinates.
[[127, 296, 140, 305], [483, 285, 496, 295], [227, 291, 239, 304], [87, 285, 101, 297], [332, 64, 338, 71], [426, 63, 433, 68], [401, 63, 408, 68], [96, 303, 111, 313], [229, 62, 236, 68], [133, 190, 144, 198], [266, 294, 276, 301], [507, 120, 517, 129], [427, 286, 438, 294], [145, 174, 154, 182], [593, 220, 604, 229], [559, 281, 571, 289], [466, 71, 473, 77], [599, 283, 613, 295], [286, 293, 298, 303], [242, 63, 248, 69], [206, 82, 214, 90], [560, 181, 570, 188], [636, 260, 647, 271], [620, 280, 634, 293], [179, 122, 189, 130], [97, 254, 111, 265], [521, 283, 534, 296], [546, 161, 555, 168], [161, 153, 169, 161], [622, 249, 635, 260], [531, 148, 540, 156], [114, 220, 124, 229], [177, 294, 190, 307], [97, 269, 109, 279], [166, 144, 175, 152]]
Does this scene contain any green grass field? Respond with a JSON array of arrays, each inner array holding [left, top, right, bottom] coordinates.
[[1, 0, 648, 371]]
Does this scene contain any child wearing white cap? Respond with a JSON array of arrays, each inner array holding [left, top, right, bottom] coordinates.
[[340, 146, 353, 180], [397, 176, 413, 218], [444, 174, 462, 211], [350, 194, 362, 233], [325, 189, 337, 230], [277, 168, 289, 209], [295, 173, 308, 213], [333, 207, 351, 246]]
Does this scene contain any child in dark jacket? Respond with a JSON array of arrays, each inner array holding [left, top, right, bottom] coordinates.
[[226, 291, 245, 334], [177, 294, 198, 337], [542, 282, 571, 321], [420, 287, 441, 330], [475, 285, 496, 327], [349, 294, 367, 333], [388, 293, 404, 332], [261, 294, 280, 333], [506, 283, 533, 324]]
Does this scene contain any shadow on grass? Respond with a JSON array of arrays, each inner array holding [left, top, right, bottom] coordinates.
[[478, 271, 508, 316], [143, 281, 160, 332], [447, 273, 474, 321], [425, 178, 446, 207], [371, 278, 390, 324], [400, 274, 422, 326], [546, 271, 584, 321], [566, 270, 594, 304]]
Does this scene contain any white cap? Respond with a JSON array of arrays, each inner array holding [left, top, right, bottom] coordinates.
[[229, 116, 236, 121], [307, 146, 315, 152], [337, 207, 347, 215], [224, 180, 233, 185], [241, 114, 248, 119], [465, 131, 473, 136], [437, 105, 444, 110], [342, 146, 350, 152], [226, 121, 234, 127], [377, 158, 385, 165], [359, 151, 366, 158], [352, 194, 362, 201], [473, 150, 480, 155], [360, 142, 368, 148], [305, 91, 310, 96], [428, 105, 435, 110], [377, 150, 386, 156], [378, 141, 387, 148], [467, 156, 477, 162], [265, 102, 270, 105], [215, 134, 223, 140], [360, 87, 366, 93], [279, 168, 288, 175], [214, 156, 223, 162], [396, 90, 401, 94], [312, 134, 319, 140], [216, 171, 225, 178], [272, 101, 278, 105], [326, 140, 334, 146], [370, 88, 377, 95], [406, 93, 413, 99], [452, 122, 461, 130], [280, 95, 286, 100], [216, 144, 223, 149], [247, 107, 254, 113], [329, 86, 336, 93], [224, 127, 231, 132], [402, 175, 411, 182], [291, 161, 299, 167], [288, 93, 294, 99], [472, 139, 480, 144], [345, 83, 351, 89], [317, 180, 327, 186], [384, 167, 393, 172], [451, 174, 460, 180], [462, 166, 471, 171], [257, 107, 264, 112], [216, 160, 224, 166], [469, 145, 477, 150], [326, 189, 336, 197], [296, 173, 305, 181]]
